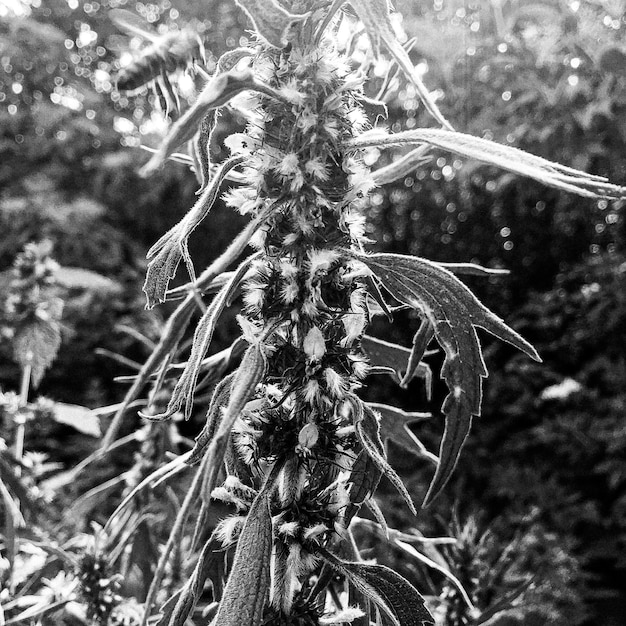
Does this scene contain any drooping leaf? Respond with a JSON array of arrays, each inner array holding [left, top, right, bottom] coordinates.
[[156, 532, 222, 626], [143, 157, 245, 308], [140, 69, 287, 177], [354, 252, 540, 506], [319, 548, 435, 626], [101, 295, 194, 450], [194, 111, 218, 194], [53, 403, 101, 437], [146, 256, 255, 421], [188, 372, 235, 465], [349, 0, 453, 130], [348, 128, 626, 199], [234, 0, 310, 48], [210, 491, 273, 626], [352, 398, 417, 516], [367, 403, 436, 466]]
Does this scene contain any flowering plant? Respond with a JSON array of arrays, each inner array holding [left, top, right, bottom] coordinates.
[[101, 2, 624, 625]]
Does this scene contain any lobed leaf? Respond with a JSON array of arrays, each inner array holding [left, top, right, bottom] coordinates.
[[354, 252, 540, 506], [362, 335, 432, 390], [143, 156, 245, 308], [319, 548, 435, 626], [234, 0, 310, 48], [368, 403, 437, 467], [349, 128, 626, 199]]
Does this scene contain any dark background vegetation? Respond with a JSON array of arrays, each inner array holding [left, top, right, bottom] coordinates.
[[1, 0, 625, 623]]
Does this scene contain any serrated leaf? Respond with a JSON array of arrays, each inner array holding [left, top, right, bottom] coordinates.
[[210, 491, 272, 626], [349, 0, 453, 130], [352, 399, 417, 516], [354, 252, 540, 506], [140, 69, 284, 177], [53, 403, 101, 437], [348, 128, 626, 199], [142, 156, 245, 308], [13, 317, 62, 388], [146, 260, 251, 421], [235, 0, 309, 48], [319, 548, 435, 626], [367, 403, 436, 467]]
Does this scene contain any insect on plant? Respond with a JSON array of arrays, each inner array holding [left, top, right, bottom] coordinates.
[[109, 8, 206, 114], [100, 1, 626, 625]]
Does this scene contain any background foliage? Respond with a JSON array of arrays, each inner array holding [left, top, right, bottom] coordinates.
[[1, 0, 625, 623]]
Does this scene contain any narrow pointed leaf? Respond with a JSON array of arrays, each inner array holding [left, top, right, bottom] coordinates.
[[156, 532, 221, 626], [235, 0, 309, 48], [319, 548, 435, 626], [350, 0, 453, 130], [147, 257, 253, 421], [435, 262, 510, 277], [368, 403, 437, 467], [210, 491, 273, 626], [362, 335, 432, 387], [143, 156, 245, 308], [194, 111, 218, 194], [400, 319, 435, 390], [354, 400, 417, 516], [349, 128, 626, 199], [354, 252, 540, 506], [372, 146, 432, 186]]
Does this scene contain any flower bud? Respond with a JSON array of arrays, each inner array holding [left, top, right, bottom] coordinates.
[[303, 326, 326, 361]]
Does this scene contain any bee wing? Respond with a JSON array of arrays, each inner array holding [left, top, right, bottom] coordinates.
[[109, 9, 160, 42]]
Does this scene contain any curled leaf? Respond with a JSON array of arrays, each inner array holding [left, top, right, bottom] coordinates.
[[235, 0, 310, 48], [142, 156, 245, 308], [400, 318, 435, 390], [349, 128, 626, 199], [194, 111, 218, 194], [353, 252, 540, 506], [140, 69, 286, 177]]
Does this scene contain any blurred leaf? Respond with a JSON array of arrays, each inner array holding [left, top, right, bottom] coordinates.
[[52, 402, 101, 437]]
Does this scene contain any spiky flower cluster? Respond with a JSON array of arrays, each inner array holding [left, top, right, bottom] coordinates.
[[218, 41, 375, 614]]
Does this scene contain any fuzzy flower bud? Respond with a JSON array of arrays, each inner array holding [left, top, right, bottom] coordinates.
[[303, 326, 326, 362]]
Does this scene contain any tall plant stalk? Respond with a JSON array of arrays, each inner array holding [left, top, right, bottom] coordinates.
[[102, 2, 625, 624]]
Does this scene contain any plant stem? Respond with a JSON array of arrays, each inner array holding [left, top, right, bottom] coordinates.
[[14, 363, 31, 477]]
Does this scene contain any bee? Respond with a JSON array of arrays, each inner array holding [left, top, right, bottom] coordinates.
[[109, 8, 206, 110]]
